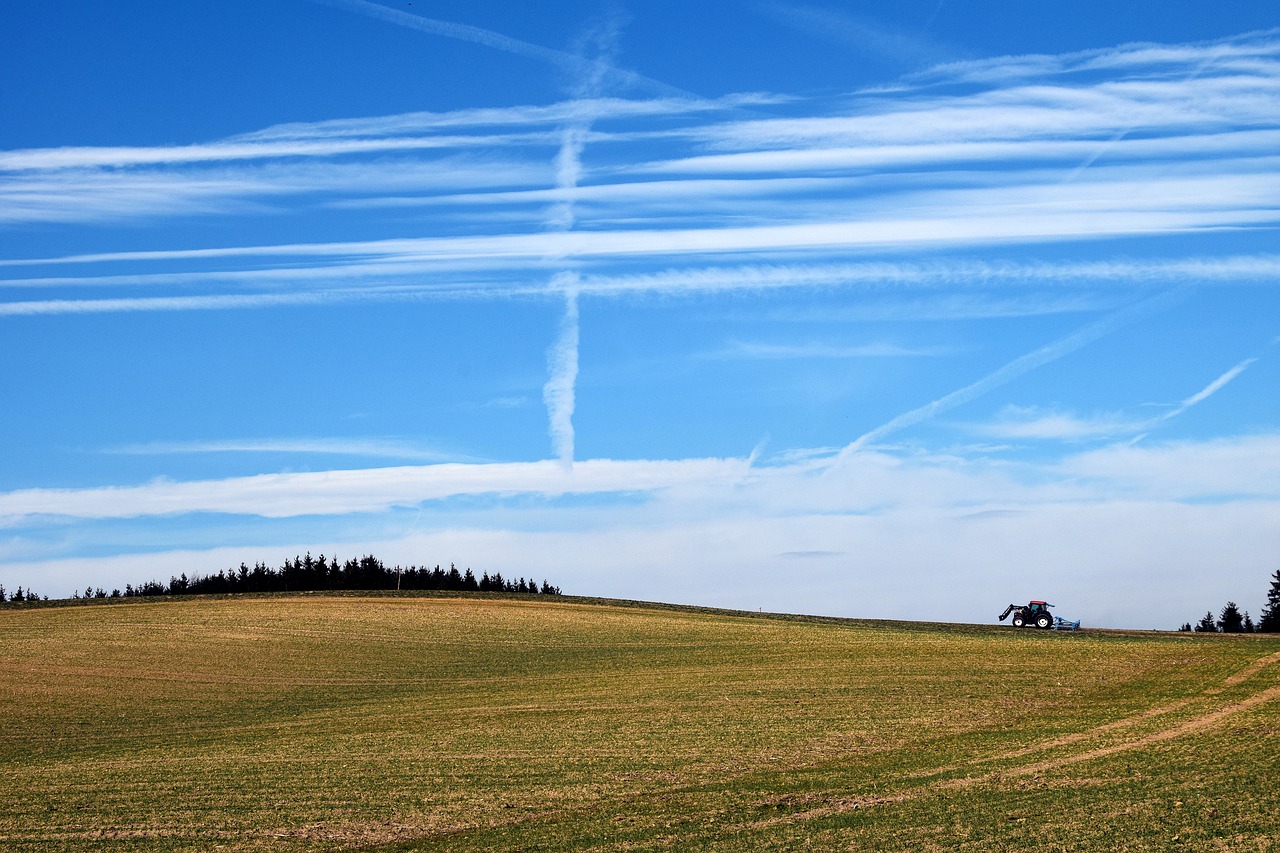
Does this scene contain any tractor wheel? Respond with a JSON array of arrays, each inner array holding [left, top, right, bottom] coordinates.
[[1011, 614, 1025, 627], [1035, 613, 1052, 629]]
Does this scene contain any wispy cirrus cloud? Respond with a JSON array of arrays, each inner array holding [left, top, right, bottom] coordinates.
[[4, 433, 1277, 528], [0, 457, 752, 523], [3, 253, 1276, 318], [7, 182, 1279, 270], [901, 27, 1280, 87], [973, 406, 1149, 441]]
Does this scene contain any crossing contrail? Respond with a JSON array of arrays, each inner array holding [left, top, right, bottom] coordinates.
[[306, 0, 691, 98], [836, 289, 1188, 459]]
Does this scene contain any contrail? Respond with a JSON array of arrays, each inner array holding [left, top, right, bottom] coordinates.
[[541, 126, 588, 464], [538, 13, 628, 468], [305, 0, 690, 98], [1062, 43, 1232, 184], [1128, 355, 1260, 444], [836, 289, 1187, 459], [543, 275, 580, 468]]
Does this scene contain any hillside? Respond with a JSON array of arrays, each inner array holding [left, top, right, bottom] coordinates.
[[1, 593, 1277, 851]]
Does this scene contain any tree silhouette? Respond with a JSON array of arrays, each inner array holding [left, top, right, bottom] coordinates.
[[1260, 569, 1280, 633], [1217, 602, 1245, 633], [3, 553, 562, 605], [1194, 611, 1217, 632]]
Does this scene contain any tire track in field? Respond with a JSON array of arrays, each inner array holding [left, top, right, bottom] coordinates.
[[989, 682, 1280, 782], [740, 647, 1280, 831], [974, 648, 1280, 772]]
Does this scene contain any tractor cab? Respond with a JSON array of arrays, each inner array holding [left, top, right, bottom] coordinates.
[[998, 600, 1055, 629]]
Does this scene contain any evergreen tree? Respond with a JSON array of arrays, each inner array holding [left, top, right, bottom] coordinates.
[[1218, 602, 1245, 633], [1194, 611, 1217, 632], [1260, 569, 1280, 633], [1178, 622, 1192, 632], [0, 584, 6, 602], [1243, 612, 1255, 633]]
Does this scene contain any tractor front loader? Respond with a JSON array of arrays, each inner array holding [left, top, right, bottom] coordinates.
[[998, 600, 1054, 629]]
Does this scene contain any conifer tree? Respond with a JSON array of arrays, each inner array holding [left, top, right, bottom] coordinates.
[[1194, 611, 1217, 632], [1218, 601, 1245, 633], [1260, 569, 1280, 633]]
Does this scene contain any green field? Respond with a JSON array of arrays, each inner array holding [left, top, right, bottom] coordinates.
[[2, 593, 1277, 851]]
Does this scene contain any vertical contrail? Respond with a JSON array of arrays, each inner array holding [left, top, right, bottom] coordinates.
[[544, 275, 581, 467], [542, 124, 589, 467], [540, 14, 627, 468]]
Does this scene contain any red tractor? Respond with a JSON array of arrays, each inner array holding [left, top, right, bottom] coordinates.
[[998, 600, 1054, 629]]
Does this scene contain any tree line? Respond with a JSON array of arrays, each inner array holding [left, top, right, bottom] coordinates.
[[1178, 569, 1280, 633], [0, 553, 561, 603]]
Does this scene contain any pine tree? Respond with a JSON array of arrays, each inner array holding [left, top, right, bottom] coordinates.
[[1218, 602, 1245, 633], [1260, 569, 1280, 633], [1194, 611, 1217, 632]]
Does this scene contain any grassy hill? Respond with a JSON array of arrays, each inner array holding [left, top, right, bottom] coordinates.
[[1, 593, 1277, 851]]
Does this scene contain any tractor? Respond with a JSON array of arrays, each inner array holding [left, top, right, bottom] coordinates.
[[998, 600, 1055, 629]]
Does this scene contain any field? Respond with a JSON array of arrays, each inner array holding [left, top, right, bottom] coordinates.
[[1, 593, 1277, 851]]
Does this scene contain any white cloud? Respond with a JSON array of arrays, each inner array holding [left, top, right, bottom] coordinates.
[[0, 457, 751, 523], [4, 434, 1277, 629], [10, 194, 1278, 271], [4, 254, 1275, 317], [1059, 435, 1280, 499], [974, 406, 1147, 441]]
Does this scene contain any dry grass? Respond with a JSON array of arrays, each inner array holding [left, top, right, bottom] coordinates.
[[1, 593, 1277, 851]]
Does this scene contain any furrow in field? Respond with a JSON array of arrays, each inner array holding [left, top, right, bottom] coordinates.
[[740, 646, 1280, 832]]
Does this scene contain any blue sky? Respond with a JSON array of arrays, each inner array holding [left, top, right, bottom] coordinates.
[[1, 1, 1277, 628]]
